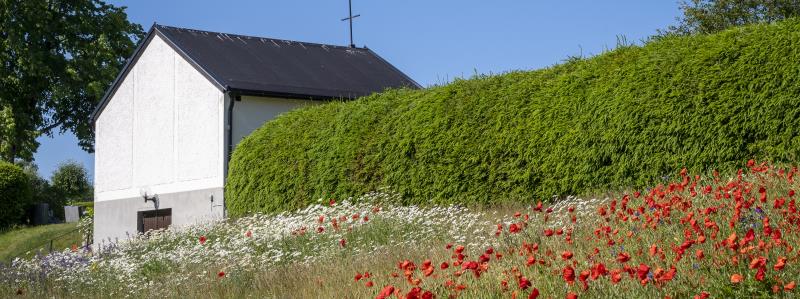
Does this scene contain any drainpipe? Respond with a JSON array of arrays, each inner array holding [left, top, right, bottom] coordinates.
[[223, 90, 240, 218]]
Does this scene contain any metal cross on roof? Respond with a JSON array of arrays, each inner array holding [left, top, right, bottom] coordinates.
[[341, 0, 361, 48]]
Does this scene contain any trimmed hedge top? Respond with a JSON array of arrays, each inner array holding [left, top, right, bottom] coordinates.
[[226, 20, 800, 215]]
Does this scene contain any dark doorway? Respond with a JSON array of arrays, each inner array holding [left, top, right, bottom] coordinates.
[[137, 208, 172, 233]]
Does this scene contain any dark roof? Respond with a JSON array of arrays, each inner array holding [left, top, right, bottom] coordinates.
[[91, 24, 419, 123]]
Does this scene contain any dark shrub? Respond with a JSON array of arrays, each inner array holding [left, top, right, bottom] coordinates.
[[0, 162, 32, 228]]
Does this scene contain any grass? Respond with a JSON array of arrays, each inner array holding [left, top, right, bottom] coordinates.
[[4, 162, 800, 298], [0, 223, 82, 263]]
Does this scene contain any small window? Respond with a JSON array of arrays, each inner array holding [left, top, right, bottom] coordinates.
[[137, 208, 172, 233]]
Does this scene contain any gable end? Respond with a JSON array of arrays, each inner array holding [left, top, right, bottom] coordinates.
[[90, 25, 226, 126]]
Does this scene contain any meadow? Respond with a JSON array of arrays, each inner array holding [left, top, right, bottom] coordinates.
[[1, 160, 798, 298]]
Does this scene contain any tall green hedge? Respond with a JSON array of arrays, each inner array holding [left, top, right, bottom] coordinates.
[[0, 162, 32, 228], [226, 20, 800, 215]]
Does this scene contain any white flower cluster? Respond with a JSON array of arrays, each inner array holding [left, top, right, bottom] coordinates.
[[1, 191, 523, 297]]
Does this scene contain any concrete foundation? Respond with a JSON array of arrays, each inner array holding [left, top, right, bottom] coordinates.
[[93, 187, 225, 246]]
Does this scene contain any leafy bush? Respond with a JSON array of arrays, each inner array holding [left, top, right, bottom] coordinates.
[[0, 162, 32, 228], [227, 19, 800, 215]]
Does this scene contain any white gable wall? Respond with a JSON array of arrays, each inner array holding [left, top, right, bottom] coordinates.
[[94, 35, 224, 243], [95, 35, 223, 201]]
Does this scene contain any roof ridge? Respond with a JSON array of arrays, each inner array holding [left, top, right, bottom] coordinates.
[[154, 24, 364, 51]]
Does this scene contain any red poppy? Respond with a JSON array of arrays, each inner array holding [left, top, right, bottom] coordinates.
[[561, 251, 574, 260], [749, 256, 766, 269], [637, 264, 650, 281], [610, 269, 623, 284], [694, 292, 710, 299], [376, 285, 395, 299], [579, 270, 590, 290], [355, 273, 363, 281], [566, 292, 578, 299], [774, 256, 787, 271], [730, 274, 743, 284], [591, 263, 608, 280], [616, 252, 631, 263], [518, 276, 531, 290], [695, 250, 704, 260], [199, 236, 207, 245], [649, 244, 658, 256], [562, 266, 576, 285], [406, 287, 421, 299], [440, 262, 449, 270], [785, 281, 796, 291], [509, 223, 522, 233], [245, 230, 252, 238], [365, 281, 374, 287], [329, 199, 336, 206], [339, 238, 347, 247], [544, 229, 554, 237], [529, 288, 540, 299], [217, 271, 225, 278], [755, 267, 766, 281]]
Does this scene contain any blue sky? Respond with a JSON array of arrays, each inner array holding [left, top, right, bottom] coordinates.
[[33, 1, 681, 181]]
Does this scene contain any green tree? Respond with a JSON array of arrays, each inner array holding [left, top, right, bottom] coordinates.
[[51, 160, 91, 203], [665, 0, 800, 35], [0, 0, 144, 162]]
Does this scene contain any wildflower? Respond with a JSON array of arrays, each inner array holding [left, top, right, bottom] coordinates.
[[199, 235, 207, 245], [566, 292, 578, 299], [616, 252, 631, 263], [694, 292, 710, 299], [440, 262, 449, 270], [217, 271, 225, 278], [730, 274, 743, 284], [562, 265, 576, 285], [518, 276, 532, 290], [774, 256, 787, 271], [509, 223, 522, 233], [245, 230, 252, 238], [329, 199, 336, 206], [785, 281, 796, 291], [376, 285, 395, 299], [365, 281, 374, 287], [610, 269, 623, 284], [591, 263, 608, 280], [637, 264, 650, 281], [339, 238, 347, 247], [755, 267, 766, 281], [529, 288, 540, 299], [355, 273, 363, 281], [749, 256, 766, 269], [561, 251, 573, 260]]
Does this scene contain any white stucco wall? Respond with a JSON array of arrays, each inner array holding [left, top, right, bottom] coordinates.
[[95, 35, 224, 202], [231, 95, 321, 147]]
